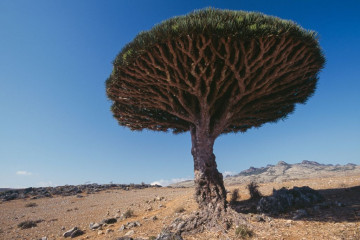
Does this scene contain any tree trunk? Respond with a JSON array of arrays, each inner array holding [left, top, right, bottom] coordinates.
[[190, 126, 227, 214]]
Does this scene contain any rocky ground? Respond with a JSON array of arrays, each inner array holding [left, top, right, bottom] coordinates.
[[1, 174, 360, 240]]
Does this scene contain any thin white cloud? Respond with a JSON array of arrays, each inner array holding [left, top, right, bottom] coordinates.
[[223, 171, 236, 177], [151, 177, 192, 186], [16, 171, 32, 176], [37, 181, 55, 187]]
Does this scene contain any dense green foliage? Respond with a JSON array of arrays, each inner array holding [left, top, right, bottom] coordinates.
[[111, 8, 323, 68]]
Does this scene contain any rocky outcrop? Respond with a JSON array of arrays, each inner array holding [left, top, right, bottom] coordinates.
[[170, 161, 360, 187], [0, 183, 160, 202]]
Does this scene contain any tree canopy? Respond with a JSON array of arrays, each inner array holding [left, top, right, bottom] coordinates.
[[106, 8, 325, 136]]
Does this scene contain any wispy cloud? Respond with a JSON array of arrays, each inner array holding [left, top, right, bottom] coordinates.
[[37, 181, 55, 187], [223, 171, 236, 177], [151, 177, 192, 186], [16, 170, 32, 176]]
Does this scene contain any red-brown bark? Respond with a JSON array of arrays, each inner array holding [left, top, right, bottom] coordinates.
[[190, 125, 227, 213]]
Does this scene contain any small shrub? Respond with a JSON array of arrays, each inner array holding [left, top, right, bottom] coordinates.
[[17, 220, 43, 229], [123, 209, 134, 218], [174, 206, 185, 213], [247, 182, 262, 200], [25, 202, 37, 208], [148, 236, 156, 240], [235, 225, 253, 239], [230, 188, 240, 205]]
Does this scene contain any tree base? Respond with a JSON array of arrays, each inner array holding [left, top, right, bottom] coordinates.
[[162, 207, 248, 237]]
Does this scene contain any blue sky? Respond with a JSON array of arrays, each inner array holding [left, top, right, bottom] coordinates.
[[0, 0, 359, 188]]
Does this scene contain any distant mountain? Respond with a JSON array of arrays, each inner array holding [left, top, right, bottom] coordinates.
[[170, 161, 360, 187], [0, 188, 13, 193]]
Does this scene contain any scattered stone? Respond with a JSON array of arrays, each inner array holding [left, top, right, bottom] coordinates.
[[155, 196, 164, 201], [177, 222, 185, 231], [106, 229, 114, 234], [257, 186, 324, 214], [251, 215, 265, 222], [70, 229, 84, 238], [63, 227, 78, 238], [89, 222, 102, 230], [41, 237, 47, 240], [285, 220, 293, 227], [126, 221, 141, 229], [151, 216, 158, 221], [98, 230, 103, 235], [118, 225, 125, 231], [124, 230, 135, 236], [115, 237, 134, 240], [127, 222, 136, 228], [155, 231, 183, 240]]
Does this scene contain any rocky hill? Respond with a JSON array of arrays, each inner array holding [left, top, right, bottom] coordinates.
[[0, 188, 12, 193], [171, 160, 360, 187], [0, 183, 160, 202]]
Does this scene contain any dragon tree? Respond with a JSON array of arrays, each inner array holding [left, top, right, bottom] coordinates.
[[106, 8, 324, 228]]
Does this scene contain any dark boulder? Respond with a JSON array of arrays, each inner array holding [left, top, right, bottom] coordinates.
[[155, 231, 183, 240], [101, 218, 117, 224], [257, 186, 324, 214]]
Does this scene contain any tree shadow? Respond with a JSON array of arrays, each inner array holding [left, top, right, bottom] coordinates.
[[230, 185, 360, 223]]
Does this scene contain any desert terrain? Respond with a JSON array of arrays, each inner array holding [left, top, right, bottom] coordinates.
[[0, 160, 360, 240], [1, 171, 360, 240]]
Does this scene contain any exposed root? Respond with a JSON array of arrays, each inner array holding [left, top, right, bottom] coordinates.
[[162, 207, 248, 237]]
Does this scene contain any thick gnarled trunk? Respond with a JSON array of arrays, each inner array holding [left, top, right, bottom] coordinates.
[[190, 126, 227, 213]]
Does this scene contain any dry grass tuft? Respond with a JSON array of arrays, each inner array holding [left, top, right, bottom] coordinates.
[[235, 224, 253, 239], [17, 220, 43, 229], [25, 202, 37, 208], [123, 209, 134, 218]]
